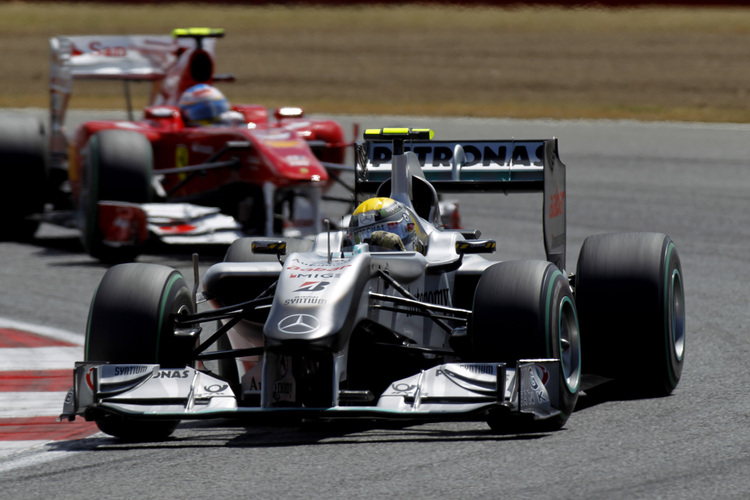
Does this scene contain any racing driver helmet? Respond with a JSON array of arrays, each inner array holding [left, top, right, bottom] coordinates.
[[178, 84, 231, 126], [346, 197, 426, 254]]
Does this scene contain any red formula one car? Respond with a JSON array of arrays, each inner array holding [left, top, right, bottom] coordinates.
[[1, 28, 352, 261]]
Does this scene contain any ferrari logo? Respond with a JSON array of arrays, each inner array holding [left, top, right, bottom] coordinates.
[[175, 144, 189, 180]]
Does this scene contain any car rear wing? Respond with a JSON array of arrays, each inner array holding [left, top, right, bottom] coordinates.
[[48, 28, 221, 167], [355, 129, 567, 271]]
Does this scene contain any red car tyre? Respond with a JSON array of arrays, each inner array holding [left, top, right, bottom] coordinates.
[[0, 115, 48, 241], [80, 129, 152, 262]]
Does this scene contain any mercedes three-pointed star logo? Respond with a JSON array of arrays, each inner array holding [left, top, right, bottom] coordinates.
[[278, 314, 320, 334]]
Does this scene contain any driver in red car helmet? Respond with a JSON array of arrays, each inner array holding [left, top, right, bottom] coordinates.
[[178, 84, 244, 126]]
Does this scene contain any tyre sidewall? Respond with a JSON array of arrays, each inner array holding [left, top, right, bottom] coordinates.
[[0, 115, 47, 240]]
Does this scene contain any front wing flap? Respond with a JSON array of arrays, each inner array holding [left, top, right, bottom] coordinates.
[[98, 200, 324, 247], [140, 203, 245, 245], [61, 360, 562, 424]]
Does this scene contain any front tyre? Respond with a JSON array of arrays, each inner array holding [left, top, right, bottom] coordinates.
[[80, 129, 152, 263], [575, 232, 685, 397], [469, 260, 581, 431], [86, 263, 195, 440]]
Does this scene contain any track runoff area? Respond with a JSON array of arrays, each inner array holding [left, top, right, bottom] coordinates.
[[0, 319, 98, 465]]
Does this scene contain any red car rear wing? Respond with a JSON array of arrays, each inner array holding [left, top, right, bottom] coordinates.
[[48, 28, 223, 166]]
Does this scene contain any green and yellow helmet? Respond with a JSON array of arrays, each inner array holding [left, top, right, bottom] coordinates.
[[346, 197, 426, 253]]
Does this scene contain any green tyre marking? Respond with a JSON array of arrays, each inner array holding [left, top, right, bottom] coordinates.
[[545, 268, 580, 399], [84, 282, 101, 361], [155, 273, 182, 362], [544, 268, 564, 359], [663, 241, 684, 388], [559, 295, 580, 394]]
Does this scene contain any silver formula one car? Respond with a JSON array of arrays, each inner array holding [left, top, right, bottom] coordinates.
[[61, 128, 685, 440]]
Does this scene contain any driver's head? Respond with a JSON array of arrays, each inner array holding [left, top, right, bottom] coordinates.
[[346, 197, 424, 253], [178, 84, 230, 125]]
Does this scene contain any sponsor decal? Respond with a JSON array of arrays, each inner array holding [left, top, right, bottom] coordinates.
[[459, 364, 496, 376], [287, 281, 330, 304], [266, 140, 302, 148], [191, 143, 214, 155], [286, 260, 350, 278], [272, 356, 295, 402], [527, 365, 549, 403], [85, 367, 96, 392], [204, 384, 229, 393], [273, 380, 294, 400], [549, 187, 565, 218], [293, 281, 330, 293], [287, 264, 351, 272], [284, 297, 327, 305], [357, 212, 376, 225], [290, 273, 342, 279], [414, 288, 450, 307], [88, 41, 127, 57], [369, 143, 544, 168], [154, 369, 190, 379], [402, 287, 450, 317], [64, 388, 74, 405], [285, 155, 310, 167], [258, 131, 293, 141], [391, 383, 417, 394], [246, 376, 261, 391], [278, 314, 320, 334], [535, 364, 550, 386], [112, 365, 149, 377], [157, 224, 198, 234]]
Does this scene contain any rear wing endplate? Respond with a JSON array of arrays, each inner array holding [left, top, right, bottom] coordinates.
[[356, 137, 566, 271]]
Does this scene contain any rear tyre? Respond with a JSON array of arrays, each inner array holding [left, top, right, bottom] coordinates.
[[469, 260, 581, 432], [81, 129, 152, 262], [86, 263, 195, 440], [0, 115, 47, 240], [575, 232, 685, 397]]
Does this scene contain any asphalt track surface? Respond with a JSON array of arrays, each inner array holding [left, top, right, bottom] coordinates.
[[1, 110, 750, 498]]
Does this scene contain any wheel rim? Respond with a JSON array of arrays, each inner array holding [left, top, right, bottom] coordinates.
[[559, 296, 581, 393], [671, 269, 685, 361]]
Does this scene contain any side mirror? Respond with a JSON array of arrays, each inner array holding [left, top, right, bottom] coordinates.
[[251, 240, 287, 255], [274, 107, 304, 121], [455, 239, 496, 255]]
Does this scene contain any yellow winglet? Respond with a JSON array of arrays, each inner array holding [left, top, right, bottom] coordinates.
[[363, 128, 434, 141], [172, 28, 225, 38]]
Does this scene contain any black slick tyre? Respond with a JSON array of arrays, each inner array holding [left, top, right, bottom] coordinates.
[[80, 129, 152, 262], [469, 260, 581, 432], [575, 232, 685, 397], [85, 263, 195, 440], [0, 115, 48, 241]]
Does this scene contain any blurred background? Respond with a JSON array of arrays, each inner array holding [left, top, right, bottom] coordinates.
[[2, 0, 750, 122]]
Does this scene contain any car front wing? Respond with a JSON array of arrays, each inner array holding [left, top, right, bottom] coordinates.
[[60, 359, 563, 425]]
